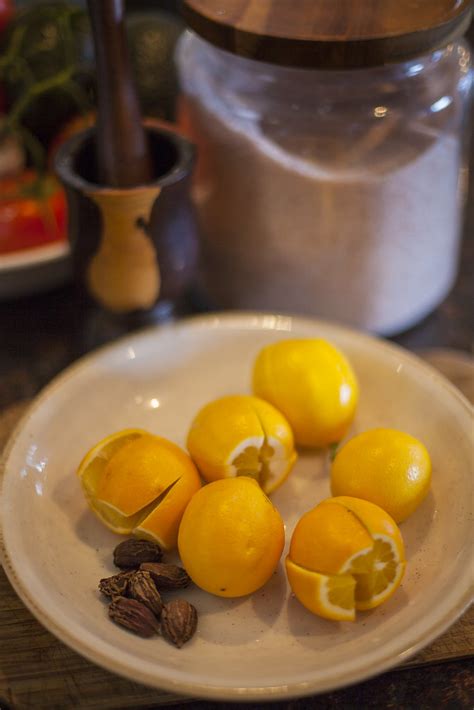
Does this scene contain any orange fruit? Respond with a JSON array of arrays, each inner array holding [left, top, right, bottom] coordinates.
[[253, 339, 358, 447], [330, 428, 432, 522], [187, 395, 297, 494], [178, 477, 285, 597], [77, 430, 201, 550], [286, 496, 405, 621]]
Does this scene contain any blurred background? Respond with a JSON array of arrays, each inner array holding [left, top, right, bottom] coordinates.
[[0, 0, 185, 272], [0, 0, 181, 169]]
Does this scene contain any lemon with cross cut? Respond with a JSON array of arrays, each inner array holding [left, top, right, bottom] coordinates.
[[286, 496, 406, 621], [77, 429, 201, 550], [186, 394, 297, 494]]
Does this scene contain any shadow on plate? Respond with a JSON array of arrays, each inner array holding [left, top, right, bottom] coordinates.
[[285, 586, 411, 651]]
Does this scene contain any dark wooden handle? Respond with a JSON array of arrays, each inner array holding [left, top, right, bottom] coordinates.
[[87, 0, 153, 187]]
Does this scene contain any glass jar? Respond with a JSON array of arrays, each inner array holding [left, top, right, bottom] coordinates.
[[177, 26, 471, 335]]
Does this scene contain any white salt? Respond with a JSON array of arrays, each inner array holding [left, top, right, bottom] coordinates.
[[179, 53, 465, 335]]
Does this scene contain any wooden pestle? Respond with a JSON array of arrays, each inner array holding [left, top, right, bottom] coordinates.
[[87, 0, 153, 187]]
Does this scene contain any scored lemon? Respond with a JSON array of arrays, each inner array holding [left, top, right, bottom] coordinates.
[[253, 339, 358, 448], [286, 496, 405, 621], [186, 394, 297, 494], [178, 477, 285, 597], [77, 430, 201, 550], [331, 428, 432, 523]]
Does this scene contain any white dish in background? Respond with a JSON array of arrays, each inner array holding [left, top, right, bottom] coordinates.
[[0, 241, 71, 300], [0, 313, 472, 701]]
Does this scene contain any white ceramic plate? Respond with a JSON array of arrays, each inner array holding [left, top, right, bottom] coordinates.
[[0, 313, 472, 701], [0, 241, 71, 300]]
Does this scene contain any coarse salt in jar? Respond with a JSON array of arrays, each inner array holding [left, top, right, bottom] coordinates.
[[177, 0, 472, 335]]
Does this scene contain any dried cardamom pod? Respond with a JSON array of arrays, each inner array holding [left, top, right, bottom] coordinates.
[[161, 599, 198, 648], [113, 539, 163, 569], [128, 570, 163, 617], [99, 571, 134, 598], [140, 562, 191, 590], [108, 596, 160, 638]]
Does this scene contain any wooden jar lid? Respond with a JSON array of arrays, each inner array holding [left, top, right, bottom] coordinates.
[[182, 0, 472, 68]]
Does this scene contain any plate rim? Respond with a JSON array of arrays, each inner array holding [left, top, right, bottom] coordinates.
[[1, 311, 473, 701], [0, 240, 69, 272]]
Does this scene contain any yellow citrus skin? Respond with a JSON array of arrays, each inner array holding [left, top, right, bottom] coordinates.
[[77, 428, 147, 496], [77, 430, 201, 550], [333, 496, 405, 562], [97, 435, 186, 515], [133, 465, 202, 550], [186, 394, 297, 494], [252, 339, 359, 448], [330, 428, 432, 523], [286, 496, 405, 621], [178, 478, 285, 597], [288, 500, 373, 575]]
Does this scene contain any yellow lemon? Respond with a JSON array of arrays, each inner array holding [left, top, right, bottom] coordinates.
[[253, 339, 358, 448], [186, 394, 297, 494], [77, 430, 201, 550], [286, 496, 405, 621], [178, 477, 285, 597], [330, 428, 432, 523]]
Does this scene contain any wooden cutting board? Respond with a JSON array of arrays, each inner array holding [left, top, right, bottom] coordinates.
[[0, 400, 472, 709]]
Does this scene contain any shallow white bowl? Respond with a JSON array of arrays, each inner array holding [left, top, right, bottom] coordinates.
[[0, 313, 472, 700], [0, 241, 71, 300]]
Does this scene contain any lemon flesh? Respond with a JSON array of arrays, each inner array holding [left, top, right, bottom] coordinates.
[[349, 539, 406, 610]]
